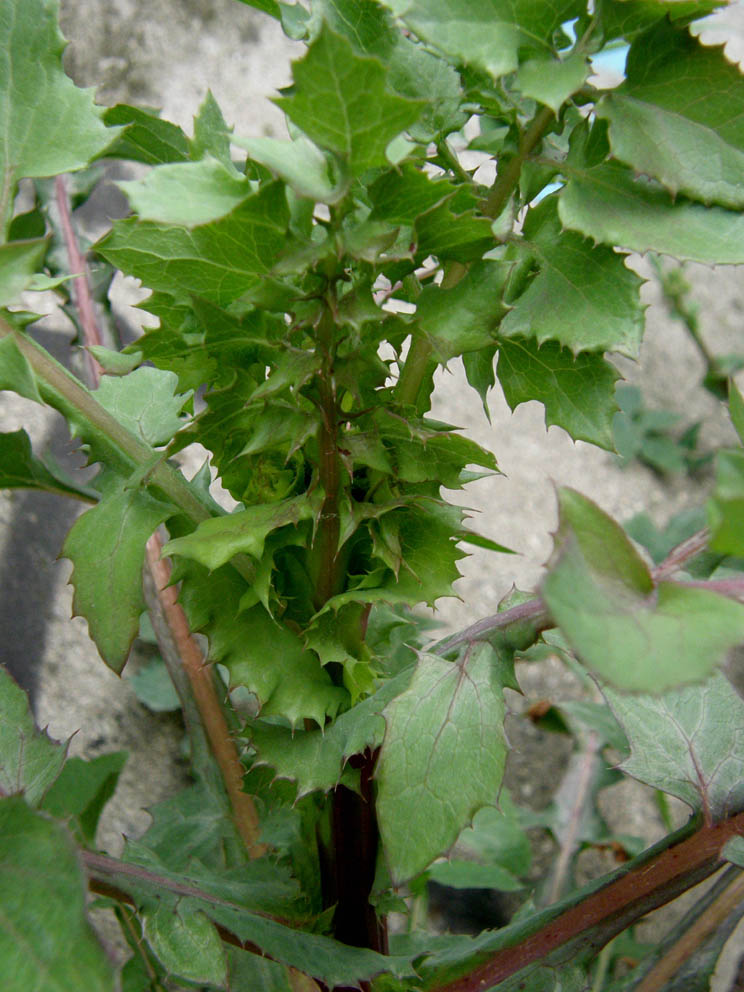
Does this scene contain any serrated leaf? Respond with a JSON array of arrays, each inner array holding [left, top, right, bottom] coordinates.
[[369, 163, 456, 223], [0, 428, 98, 500], [145, 904, 226, 987], [376, 643, 510, 884], [543, 489, 744, 691], [190, 90, 235, 169], [163, 497, 314, 570], [276, 24, 426, 175], [40, 751, 127, 843], [0, 0, 116, 197], [598, 24, 744, 210], [559, 161, 744, 263], [496, 338, 620, 449], [383, 0, 583, 79], [597, 0, 721, 43], [234, 134, 347, 203], [516, 52, 588, 113], [0, 667, 66, 806], [0, 797, 114, 992], [415, 261, 509, 362], [96, 181, 290, 306], [603, 672, 744, 819], [0, 239, 48, 305], [250, 668, 414, 797], [502, 200, 644, 357], [94, 367, 191, 446], [102, 104, 189, 165], [118, 158, 252, 227], [62, 483, 173, 672]]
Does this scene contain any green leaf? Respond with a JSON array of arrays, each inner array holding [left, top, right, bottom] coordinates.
[[0, 239, 48, 306], [118, 158, 251, 227], [415, 261, 509, 362], [0, 333, 43, 403], [496, 338, 620, 449], [190, 90, 235, 169], [250, 668, 415, 797], [101, 104, 189, 165], [275, 24, 426, 175], [234, 134, 347, 203], [87, 345, 143, 376], [502, 200, 644, 358], [383, 0, 583, 79], [94, 367, 191, 446], [0, 428, 98, 500], [543, 489, 744, 691], [0, 0, 116, 194], [62, 483, 173, 672], [40, 752, 127, 844], [603, 672, 744, 819], [96, 181, 290, 306], [163, 497, 315, 570], [144, 904, 226, 987], [376, 643, 511, 884], [0, 797, 114, 992], [728, 380, 744, 446], [596, 0, 721, 43], [129, 658, 181, 712], [598, 25, 744, 209], [516, 52, 588, 113], [708, 449, 744, 555], [559, 161, 744, 263], [0, 668, 66, 806]]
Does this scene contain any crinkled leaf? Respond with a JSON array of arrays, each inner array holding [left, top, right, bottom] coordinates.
[[559, 161, 744, 263], [496, 338, 620, 449], [0, 428, 98, 500], [144, 904, 226, 987], [94, 367, 191, 446], [0, 668, 66, 806], [0, 239, 48, 305], [164, 497, 314, 570], [502, 200, 644, 357], [376, 643, 511, 884], [101, 104, 189, 165], [62, 483, 173, 672], [0, 797, 114, 992], [543, 489, 744, 691], [516, 52, 588, 113], [604, 672, 744, 819], [383, 0, 583, 80], [250, 668, 414, 797], [598, 25, 744, 210], [275, 24, 426, 175], [709, 448, 744, 555], [234, 134, 346, 203], [96, 181, 289, 306], [0, 0, 116, 189], [118, 158, 252, 227], [40, 751, 127, 844], [415, 261, 509, 362]]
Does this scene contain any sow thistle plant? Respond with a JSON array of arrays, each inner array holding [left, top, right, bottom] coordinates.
[[4, 0, 744, 988]]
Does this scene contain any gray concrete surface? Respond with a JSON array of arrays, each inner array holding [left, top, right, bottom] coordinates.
[[1, 0, 743, 984]]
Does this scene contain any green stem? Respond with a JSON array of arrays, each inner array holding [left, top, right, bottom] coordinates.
[[482, 104, 555, 220], [395, 334, 433, 409]]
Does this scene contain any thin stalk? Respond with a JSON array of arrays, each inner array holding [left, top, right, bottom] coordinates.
[[145, 539, 266, 858], [482, 105, 555, 220]]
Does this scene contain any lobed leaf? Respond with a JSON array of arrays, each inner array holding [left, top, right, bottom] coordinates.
[[376, 643, 512, 883], [598, 24, 744, 210], [275, 24, 426, 176], [604, 672, 744, 819], [0, 667, 66, 806], [94, 367, 191, 446], [62, 483, 173, 672], [543, 489, 744, 691]]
